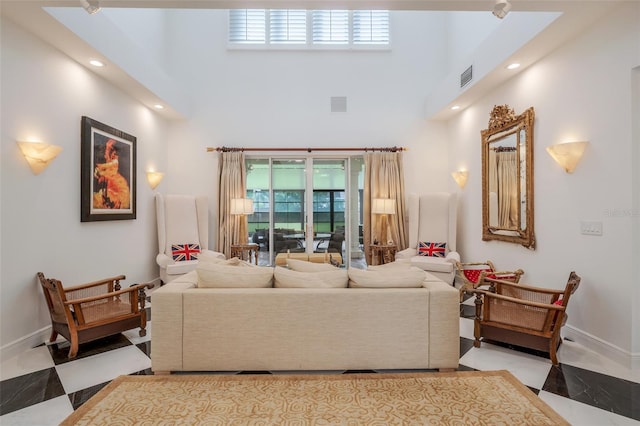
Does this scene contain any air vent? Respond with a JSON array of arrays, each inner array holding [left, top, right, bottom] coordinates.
[[460, 65, 473, 88], [330, 96, 347, 113]]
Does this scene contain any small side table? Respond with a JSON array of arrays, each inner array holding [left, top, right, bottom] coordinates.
[[369, 244, 397, 266], [230, 243, 259, 265]]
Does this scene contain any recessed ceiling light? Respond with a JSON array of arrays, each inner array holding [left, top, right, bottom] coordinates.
[[507, 63, 521, 70], [153, 104, 164, 110], [451, 105, 461, 110], [89, 60, 104, 67]]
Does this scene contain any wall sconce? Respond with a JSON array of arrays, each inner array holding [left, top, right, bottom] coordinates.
[[146, 171, 164, 189], [546, 141, 589, 173], [451, 171, 469, 189], [17, 141, 62, 175], [372, 198, 396, 245]]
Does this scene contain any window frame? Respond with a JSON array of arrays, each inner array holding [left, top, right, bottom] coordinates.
[[228, 9, 391, 50]]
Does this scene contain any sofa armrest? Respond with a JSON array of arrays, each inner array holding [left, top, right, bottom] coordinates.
[[151, 272, 198, 373], [156, 253, 172, 268], [395, 247, 417, 259], [423, 280, 460, 369], [445, 251, 460, 263]]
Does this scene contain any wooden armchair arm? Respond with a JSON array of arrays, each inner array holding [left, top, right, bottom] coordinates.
[[481, 277, 563, 295], [473, 289, 565, 311], [64, 282, 151, 306], [63, 275, 127, 292]]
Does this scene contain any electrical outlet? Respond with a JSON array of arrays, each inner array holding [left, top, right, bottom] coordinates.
[[580, 221, 602, 236]]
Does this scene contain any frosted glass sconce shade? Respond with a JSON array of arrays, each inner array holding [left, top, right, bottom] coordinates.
[[146, 172, 164, 189], [546, 141, 589, 173], [451, 171, 469, 189], [17, 141, 62, 175]]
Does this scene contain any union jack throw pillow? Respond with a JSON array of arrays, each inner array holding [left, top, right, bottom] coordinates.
[[171, 243, 201, 262], [417, 241, 446, 257]]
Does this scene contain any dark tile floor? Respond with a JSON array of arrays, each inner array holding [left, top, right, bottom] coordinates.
[[1, 295, 638, 425]]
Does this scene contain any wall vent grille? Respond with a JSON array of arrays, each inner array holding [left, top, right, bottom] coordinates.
[[460, 65, 473, 88], [331, 96, 347, 113]]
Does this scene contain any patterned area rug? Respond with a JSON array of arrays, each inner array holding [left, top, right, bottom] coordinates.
[[61, 370, 568, 425]]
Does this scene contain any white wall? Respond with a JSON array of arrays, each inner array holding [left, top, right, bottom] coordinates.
[[448, 3, 640, 364], [161, 10, 452, 211], [444, 11, 500, 71], [0, 18, 169, 355]]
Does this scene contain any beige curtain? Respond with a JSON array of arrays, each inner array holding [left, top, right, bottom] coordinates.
[[363, 152, 407, 264], [496, 151, 518, 229], [488, 150, 498, 227], [217, 151, 247, 257]]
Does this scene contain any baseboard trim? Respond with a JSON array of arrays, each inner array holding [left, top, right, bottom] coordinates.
[[564, 325, 638, 370], [0, 326, 50, 361]]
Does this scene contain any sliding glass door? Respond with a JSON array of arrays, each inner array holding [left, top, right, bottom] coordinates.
[[245, 156, 364, 267]]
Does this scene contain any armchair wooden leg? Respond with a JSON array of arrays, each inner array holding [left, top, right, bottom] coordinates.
[[139, 328, 147, 337], [68, 336, 79, 359], [49, 330, 58, 342]]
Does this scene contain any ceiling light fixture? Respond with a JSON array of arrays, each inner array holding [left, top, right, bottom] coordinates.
[[80, 0, 101, 15], [89, 59, 104, 67], [507, 63, 520, 70], [153, 104, 164, 110], [492, 0, 512, 19], [451, 105, 461, 110]]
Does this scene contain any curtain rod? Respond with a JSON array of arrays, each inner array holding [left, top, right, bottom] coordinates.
[[206, 146, 407, 153]]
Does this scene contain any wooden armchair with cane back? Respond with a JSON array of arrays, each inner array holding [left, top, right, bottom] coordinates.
[[456, 260, 524, 301], [38, 272, 153, 358], [472, 271, 581, 365]]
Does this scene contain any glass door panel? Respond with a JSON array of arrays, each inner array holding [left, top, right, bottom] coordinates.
[[246, 156, 364, 268], [311, 159, 346, 263]]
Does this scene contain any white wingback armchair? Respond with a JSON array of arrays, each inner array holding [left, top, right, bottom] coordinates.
[[395, 192, 460, 284], [156, 194, 225, 283]]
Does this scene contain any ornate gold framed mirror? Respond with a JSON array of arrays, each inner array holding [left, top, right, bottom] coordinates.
[[481, 105, 535, 249]]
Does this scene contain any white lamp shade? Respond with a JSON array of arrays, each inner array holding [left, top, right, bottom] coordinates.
[[371, 198, 396, 215], [17, 141, 62, 175], [546, 141, 589, 173], [230, 198, 254, 215]]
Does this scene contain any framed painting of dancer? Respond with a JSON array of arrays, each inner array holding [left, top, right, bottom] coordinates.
[[81, 116, 136, 222]]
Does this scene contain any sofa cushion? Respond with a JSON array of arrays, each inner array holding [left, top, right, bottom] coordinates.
[[171, 243, 201, 261], [417, 242, 446, 257], [274, 266, 348, 288], [348, 266, 426, 288], [287, 258, 337, 272], [367, 261, 414, 271], [196, 262, 273, 288]]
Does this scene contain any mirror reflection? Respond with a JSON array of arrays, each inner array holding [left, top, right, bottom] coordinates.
[[482, 106, 535, 249]]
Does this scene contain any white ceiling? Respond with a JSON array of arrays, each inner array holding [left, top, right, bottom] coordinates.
[[1, 0, 617, 121]]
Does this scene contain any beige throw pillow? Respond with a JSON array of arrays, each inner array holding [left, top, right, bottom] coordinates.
[[274, 266, 348, 288], [196, 261, 273, 288], [348, 266, 426, 288]]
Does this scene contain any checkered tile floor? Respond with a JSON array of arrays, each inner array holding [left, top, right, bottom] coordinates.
[[1, 294, 639, 425]]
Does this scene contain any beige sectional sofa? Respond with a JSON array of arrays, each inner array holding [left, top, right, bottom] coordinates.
[[151, 260, 460, 374]]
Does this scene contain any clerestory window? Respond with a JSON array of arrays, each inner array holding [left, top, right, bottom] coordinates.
[[229, 9, 390, 48]]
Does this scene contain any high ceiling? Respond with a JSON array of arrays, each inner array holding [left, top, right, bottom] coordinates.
[[1, 1, 617, 120]]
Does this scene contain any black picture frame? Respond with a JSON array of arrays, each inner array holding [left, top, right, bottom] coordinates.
[[81, 116, 136, 222]]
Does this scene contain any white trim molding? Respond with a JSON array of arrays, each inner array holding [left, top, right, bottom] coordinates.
[[564, 325, 639, 370], [0, 326, 50, 362]]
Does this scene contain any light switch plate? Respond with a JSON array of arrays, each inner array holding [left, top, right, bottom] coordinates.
[[580, 221, 603, 236]]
